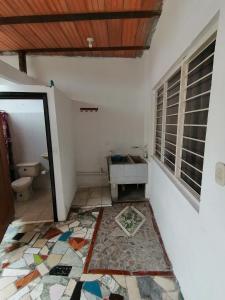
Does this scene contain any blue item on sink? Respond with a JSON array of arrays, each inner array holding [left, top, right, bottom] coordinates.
[[111, 155, 123, 162]]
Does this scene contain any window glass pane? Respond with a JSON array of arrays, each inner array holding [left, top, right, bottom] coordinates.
[[155, 136, 161, 143], [157, 95, 163, 104], [167, 84, 180, 98], [185, 93, 210, 112], [164, 158, 175, 172], [165, 150, 175, 164], [183, 138, 205, 156], [158, 86, 164, 97], [167, 94, 179, 107], [156, 124, 162, 132], [157, 110, 163, 118], [182, 150, 204, 171], [183, 126, 207, 140], [181, 173, 201, 195], [165, 133, 177, 144], [156, 131, 162, 138], [157, 117, 162, 125], [155, 152, 161, 158], [155, 144, 161, 153], [166, 115, 178, 124], [187, 56, 214, 85], [157, 103, 163, 110], [184, 110, 208, 125], [167, 105, 178, 115], [166, 125, 177, 135], [186, 75, 212, 98], [181, 161, 202, 186], [188, 40, 215, 72], [165, 142, 176, 154], [168, 69, 181, 87]]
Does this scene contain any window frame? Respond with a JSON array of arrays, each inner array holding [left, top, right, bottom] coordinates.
[[153, 32, 217, 207]]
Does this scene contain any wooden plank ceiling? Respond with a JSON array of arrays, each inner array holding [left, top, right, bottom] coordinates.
[[0, 0, 162, 58]]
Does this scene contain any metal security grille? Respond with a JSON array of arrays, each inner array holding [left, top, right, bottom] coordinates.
[[154, 37, 216, 200], [155, 85, 164, 159], [180, 40, 215, 196], [164, 68, 181, 173]]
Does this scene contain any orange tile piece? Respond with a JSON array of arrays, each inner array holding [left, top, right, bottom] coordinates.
[[69, 237, 89, 251], [16, 269, 40, 289], [44, 227, 62, 239]]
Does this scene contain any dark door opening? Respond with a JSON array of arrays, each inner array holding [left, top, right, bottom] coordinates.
[[0, 92, 57, 237]]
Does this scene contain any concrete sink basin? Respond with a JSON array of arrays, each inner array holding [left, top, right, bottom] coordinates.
[[107, 155, 148, 185]]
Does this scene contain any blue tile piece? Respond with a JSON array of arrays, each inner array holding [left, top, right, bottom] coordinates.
[[59, 231, 72, 241], [83, 281, 102, 298]]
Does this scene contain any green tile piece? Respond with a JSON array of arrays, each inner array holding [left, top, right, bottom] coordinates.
[[34, 254, 43, 265]]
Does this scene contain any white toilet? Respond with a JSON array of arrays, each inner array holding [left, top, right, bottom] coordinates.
[[11, 162, 41, 201]]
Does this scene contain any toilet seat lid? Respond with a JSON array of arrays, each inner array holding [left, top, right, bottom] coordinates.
[[12, 177, 32, 188]]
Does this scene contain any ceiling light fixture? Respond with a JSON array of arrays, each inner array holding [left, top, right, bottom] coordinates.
[[87, 37, 94, 48]]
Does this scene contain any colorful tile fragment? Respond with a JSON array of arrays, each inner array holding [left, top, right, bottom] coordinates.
[[12, 233, 25, 241], [59, 231, 72, 242], [15, 270, 40, 289], [49, 265, 72, 276], [69, 237, 89, 251], [33, 254, 43, 265], [44, 227, 62, 239], [83, 281, 102, 298]]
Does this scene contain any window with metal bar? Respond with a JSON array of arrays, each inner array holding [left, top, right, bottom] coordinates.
[[164, 68, 181, 173], [154, 37, 216, 201], [155, 85, 164, 159], [180, 40, 215, 196]]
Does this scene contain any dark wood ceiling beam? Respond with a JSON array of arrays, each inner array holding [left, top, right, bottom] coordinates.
[[18, 51, 27, 73], [0, 45, 150, 54], [0, 11, 161, 26]]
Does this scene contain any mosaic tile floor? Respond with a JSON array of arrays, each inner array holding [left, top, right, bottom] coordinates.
[[87, 203, 171, 274], [0, 208, 183, 299]]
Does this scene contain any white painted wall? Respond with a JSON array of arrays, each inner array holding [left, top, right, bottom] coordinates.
[[0, 82, 76, 221], [0, 100, 48, 170], [53, 88, 77, 214], [143, 1, 225, 299], [0, 51, 145, 210], [0, 56, 146, 187], [0, 59, 43, 85], [73, 99, 144, 187]]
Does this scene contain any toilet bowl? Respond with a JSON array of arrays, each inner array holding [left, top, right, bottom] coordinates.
[[11, 162, 40, 201]]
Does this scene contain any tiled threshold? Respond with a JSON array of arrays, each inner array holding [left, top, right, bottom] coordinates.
[[72, 186, 112, 209], [0, 209, 183, 299]]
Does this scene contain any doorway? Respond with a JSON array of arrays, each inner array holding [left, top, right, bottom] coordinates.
[[0, 92, 57, 231]]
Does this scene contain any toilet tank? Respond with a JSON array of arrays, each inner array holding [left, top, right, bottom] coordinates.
[[17, 162, 40, 177]]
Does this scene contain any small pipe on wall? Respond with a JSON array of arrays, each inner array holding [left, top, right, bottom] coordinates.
[[77, 171, 107, 176]]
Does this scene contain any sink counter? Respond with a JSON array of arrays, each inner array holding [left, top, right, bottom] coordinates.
[[107, 155, 148, 185]]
